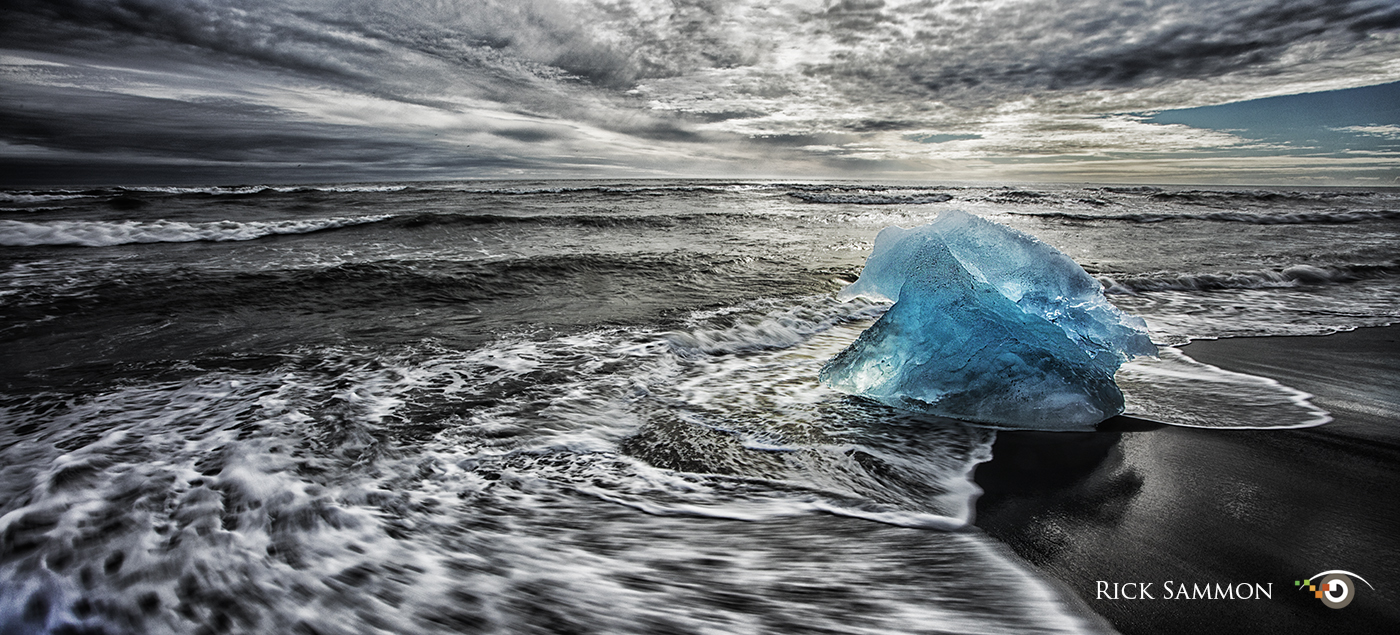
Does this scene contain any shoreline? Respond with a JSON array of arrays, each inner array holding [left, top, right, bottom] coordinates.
[[973, 325, 1399, 634]]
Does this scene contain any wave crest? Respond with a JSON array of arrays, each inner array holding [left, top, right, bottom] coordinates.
[[123, 184, 410, 195], [1099, 262, 1398, 294], [791, 192, 954, 205], [0, 192, 96, 204], [1147, 189, 1377, 205], [0, 216, 392, 247], [1015, 209, 1400, 225]]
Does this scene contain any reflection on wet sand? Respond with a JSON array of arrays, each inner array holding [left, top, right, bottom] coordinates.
[[974, 407, 1399, 634]]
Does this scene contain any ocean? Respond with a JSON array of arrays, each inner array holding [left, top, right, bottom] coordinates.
[[1, 181, 1397, 634]]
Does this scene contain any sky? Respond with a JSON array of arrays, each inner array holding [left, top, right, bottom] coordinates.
[[2, 0, 1399, 186]]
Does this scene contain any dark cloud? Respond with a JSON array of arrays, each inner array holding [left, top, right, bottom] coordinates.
[[0, 152, 544, 188], [808, 0, 1400, 101], [742, 133, 858, 147], [0, 0, 645, 125], [678, 110, 768, 123], [905, 133, 982, 144], [0, 81, 550, 186], [1045, 1, 1399, 88], [491, 127, 570, 143], [822, 0, 894, 41], [0, 0, 374, 79], [1, 0, 1397, 184], [3, 84, 400, 162], [843, 119, 925, 132]]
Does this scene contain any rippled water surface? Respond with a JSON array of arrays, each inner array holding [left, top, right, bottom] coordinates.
[[2, 181, 1396, 633]]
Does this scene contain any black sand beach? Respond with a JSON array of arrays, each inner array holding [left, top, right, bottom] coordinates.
[[974, 326, 1400, 634]]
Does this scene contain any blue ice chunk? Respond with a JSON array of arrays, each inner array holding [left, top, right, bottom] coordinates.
[[821, 210, 1156, 428]]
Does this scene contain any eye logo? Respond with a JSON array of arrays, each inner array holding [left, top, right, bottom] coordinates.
[[1296, 570, 1374, 609]]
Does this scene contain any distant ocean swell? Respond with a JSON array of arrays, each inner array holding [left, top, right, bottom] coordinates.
[[9, 206, 1399, 248], [0, 184, 411, 203], [23, 182, 1370, 205], [0, 183, 747, 202], [124, 184, 412, 195], [384, 211, 759, 230]]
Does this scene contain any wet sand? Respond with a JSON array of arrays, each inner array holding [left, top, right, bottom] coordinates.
[[973, 326, 1400, 634]]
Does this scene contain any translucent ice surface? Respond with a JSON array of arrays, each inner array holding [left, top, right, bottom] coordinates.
[[821, 210, 1157, 428]]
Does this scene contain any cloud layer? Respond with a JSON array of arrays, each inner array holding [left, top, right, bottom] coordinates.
[[2, 0, 1398, 184]]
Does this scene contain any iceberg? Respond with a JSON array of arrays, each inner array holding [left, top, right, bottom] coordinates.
[[820, 210, 1156, 428]]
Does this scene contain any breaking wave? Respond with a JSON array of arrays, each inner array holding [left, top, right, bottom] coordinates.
[[790, 192, 954, 205], [1099, 262, 1399, 294], [123, 184, 411, 195], [454, 184, 747, 196], [0, 216, 393, 247], [380, 210, 756, 230], [0, 192, 97, 204], [1146, 189, 1382, 205], [1097, 186, 1164, 195], [1014, 209, 1400, 225]]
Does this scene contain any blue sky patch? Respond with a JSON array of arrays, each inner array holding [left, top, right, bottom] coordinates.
[[1142, 82, 1400, 156]]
